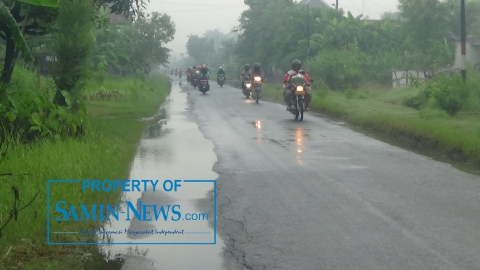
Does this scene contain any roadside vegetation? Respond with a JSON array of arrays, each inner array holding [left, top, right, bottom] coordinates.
[[0, 0, 174, 268], [179, 0, 480, 171], [261, 71, 480, 169]]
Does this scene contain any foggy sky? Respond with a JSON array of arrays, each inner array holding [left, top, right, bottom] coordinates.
[[146, 0, 399, 56]]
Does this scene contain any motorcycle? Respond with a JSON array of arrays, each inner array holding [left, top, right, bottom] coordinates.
[[217, 74, 225, 87], [179, 71, 182, 78], [187, 72, 192, 82], [198, 76, 210, 94], [242, 78, 252, 98], [251, 75, 262, 103], [191, 71, 200, 88], [285, 74, 313, 121]]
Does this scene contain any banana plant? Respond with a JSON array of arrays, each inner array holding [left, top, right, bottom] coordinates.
[[0, 0, 60, 83], [0, 2, 34, 63], [17, 0, 59, 7]]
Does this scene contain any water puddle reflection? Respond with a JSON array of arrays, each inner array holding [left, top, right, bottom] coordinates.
[[85, 80, 225, 270]]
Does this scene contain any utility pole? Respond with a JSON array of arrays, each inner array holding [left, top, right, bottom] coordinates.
[[460, 0, 466, 81], [336, 0, 338, 10], [307, 4, 310, 61]]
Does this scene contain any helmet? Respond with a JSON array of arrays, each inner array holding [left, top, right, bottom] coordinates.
[[292, 59, 301, 72], [193, 66, 196, 69], [202, 64, 206, 68], [244, 64, 250, 71], [253, 63, 261, 72]]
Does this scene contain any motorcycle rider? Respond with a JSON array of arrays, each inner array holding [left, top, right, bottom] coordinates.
[[252, 63, 263, 80], [197, 64, 210, 89], [186, 67, 192, 81], [251, 63, 264, 98], [283, 59, 312, 111], [191, 66, 199, 85], [217, 66, 225, 76], [240, 64, 252, 90], [217, 66, 225, 83], [199, 64, 210, 78]]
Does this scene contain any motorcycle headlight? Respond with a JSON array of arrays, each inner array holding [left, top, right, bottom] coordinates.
[[246, 83, 252, 88], [296, 85, 304, 92], [254, 76, 261, 82]]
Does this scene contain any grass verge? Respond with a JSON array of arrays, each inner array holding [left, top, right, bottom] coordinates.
[[0, 73, 171, 269], [259, 82, 480, 173]]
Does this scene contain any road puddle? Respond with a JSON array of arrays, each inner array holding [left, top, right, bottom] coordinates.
[[84, 80, 225, 270]]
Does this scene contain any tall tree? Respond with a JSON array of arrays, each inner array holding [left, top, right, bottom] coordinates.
[[92, 11, 175, 75], [0, 0, 148, 84], [398, 0, 454, 70], [185, 34, 214, 62], [51, 0, 95, 108], [130, 12, 175, 70]]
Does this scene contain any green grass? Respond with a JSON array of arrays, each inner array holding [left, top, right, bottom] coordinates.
[[0, 73, 171, 269], [261, 82, 480, 170]]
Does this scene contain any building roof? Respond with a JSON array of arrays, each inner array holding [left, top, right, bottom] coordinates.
[[298, 0, 332, 8], [364, 19, 382, 24]]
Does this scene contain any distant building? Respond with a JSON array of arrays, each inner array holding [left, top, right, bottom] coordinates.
[[106, 3, 129, 23], [364, 19, 382, 25], [453, 37, 480, 71], [298, 0, 333, 8], [109, 13, 128, 23]]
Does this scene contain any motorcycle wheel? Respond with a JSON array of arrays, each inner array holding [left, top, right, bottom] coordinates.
[[299, 100, 304, 121], [255, 91, 260, 103], [292, 98, 299, 120]]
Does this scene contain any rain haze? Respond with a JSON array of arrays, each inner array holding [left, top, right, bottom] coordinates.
[[146, 0, 400, 56], [4, 0, 480, 268]]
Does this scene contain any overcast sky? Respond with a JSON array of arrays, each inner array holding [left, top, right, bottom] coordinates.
[[146, 0, 399, 56]]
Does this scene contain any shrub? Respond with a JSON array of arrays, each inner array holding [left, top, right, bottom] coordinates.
[[308, 45, 367, 90], [403, 73, 469, 116]]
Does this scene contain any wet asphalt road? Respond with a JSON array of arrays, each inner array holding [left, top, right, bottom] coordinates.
[[96, 77, 480, 270], [185, 79, 480, 270]]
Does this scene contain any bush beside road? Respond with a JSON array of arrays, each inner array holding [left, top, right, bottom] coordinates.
[[0, 69, 171, 270]]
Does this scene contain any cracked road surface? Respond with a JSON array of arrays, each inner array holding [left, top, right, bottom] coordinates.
[[91, 77, 480, 270], [186, 79, 480, 270]]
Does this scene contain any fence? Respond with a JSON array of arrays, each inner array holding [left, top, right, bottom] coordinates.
[[392, 68, 459, 88]]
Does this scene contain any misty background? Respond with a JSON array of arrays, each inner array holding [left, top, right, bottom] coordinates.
[[147, 0, 400, 58]]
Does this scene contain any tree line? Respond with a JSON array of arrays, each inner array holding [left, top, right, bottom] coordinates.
[[183, 0, 480, 90], [0, 0, 175, 141]]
